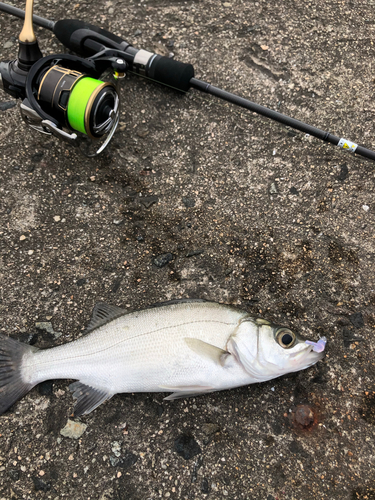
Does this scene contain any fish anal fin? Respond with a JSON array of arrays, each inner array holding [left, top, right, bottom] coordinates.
[[84, 302, 127, 334], [69, 381, 113, 416], [160, 385, 215, 401], [184, 337, 230, 366]]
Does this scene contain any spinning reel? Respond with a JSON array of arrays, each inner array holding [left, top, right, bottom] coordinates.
[[1, 0, 375, 161], [20, 54, 122, 156], [0, 0, 126, 156]]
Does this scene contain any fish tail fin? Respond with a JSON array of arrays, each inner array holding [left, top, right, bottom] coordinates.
[[0, 333, 38, 415]]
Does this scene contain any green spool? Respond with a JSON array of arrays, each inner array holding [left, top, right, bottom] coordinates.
[[67, 77, 105, 135]]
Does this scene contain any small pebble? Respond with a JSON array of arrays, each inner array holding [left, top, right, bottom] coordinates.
[[60, 419, 87, 440], [182, 196, 195, 208], [201, 423, 220, 436], [269, 182, 278, 194], [153, 253, 173, 268], [32, 477, 51, 492], [120, 452, 138, 470], [0, 101, 16, 111], [53, 216, 61, 222], [111, 441, 122, 457], [186, 249, 203, 257], [139, 195, 158, 208], [110, 456, 119, 467], [8, 470, 19, 481], [201, 478, 210, 493], [35, 322, 62, 339]]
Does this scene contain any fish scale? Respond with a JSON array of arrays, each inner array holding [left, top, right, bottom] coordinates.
[[0, 300, 326, 417]]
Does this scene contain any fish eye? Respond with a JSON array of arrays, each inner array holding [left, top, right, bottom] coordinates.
[[276, 329, 296, 349]]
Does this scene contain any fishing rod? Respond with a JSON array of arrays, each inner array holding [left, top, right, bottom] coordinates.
[[1, 1, 375, 160]]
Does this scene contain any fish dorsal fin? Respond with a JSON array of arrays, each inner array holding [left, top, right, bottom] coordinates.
[[69, 381, 113, 416], [84, 302, 127, 334], [184, 338, 230, 366]]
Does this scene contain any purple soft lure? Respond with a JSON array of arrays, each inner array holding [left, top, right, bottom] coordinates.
[[305, 336, 327, 353]]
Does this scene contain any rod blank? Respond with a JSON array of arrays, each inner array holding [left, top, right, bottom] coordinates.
[[0, 2, 55, 30], [190, 78, 375, 162]]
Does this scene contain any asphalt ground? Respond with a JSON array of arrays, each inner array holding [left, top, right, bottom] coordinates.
[[0, 0, 375, 499]]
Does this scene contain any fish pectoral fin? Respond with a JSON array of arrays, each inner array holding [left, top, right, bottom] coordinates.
[[84, 302, 128, 334], [160, 385, 215, 401], [69, 381, 113, 417], [184, 338, 230, 366]]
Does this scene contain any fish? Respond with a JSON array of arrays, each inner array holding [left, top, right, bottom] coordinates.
[[0, 299, 326, 417]]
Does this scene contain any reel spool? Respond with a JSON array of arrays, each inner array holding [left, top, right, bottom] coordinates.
[[37, 65, 118, 139]]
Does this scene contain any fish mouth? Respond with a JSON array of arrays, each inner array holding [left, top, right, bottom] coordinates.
[[290, 344, 325, 370]]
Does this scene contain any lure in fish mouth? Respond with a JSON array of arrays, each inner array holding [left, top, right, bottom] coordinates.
[[0, 300, 326, 417]]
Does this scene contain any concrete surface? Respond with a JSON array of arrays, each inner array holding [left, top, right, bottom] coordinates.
[[1, 0, 375, 499]]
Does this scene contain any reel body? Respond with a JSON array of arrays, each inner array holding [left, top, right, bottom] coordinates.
[[21, 54, 122, 155]]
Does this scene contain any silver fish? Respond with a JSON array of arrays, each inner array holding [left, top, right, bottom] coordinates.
[[0, 300, 326, 416]]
